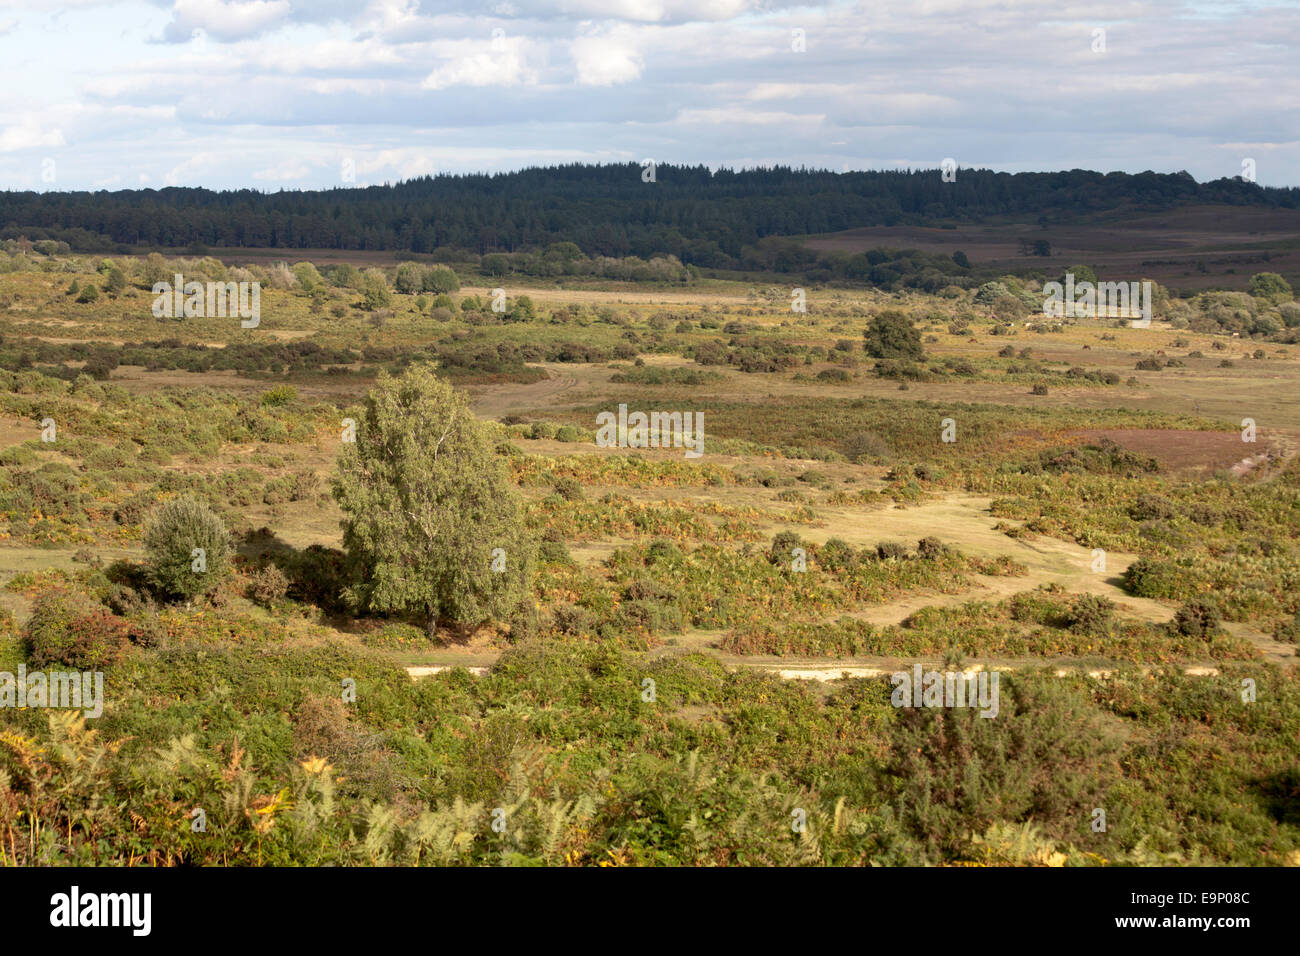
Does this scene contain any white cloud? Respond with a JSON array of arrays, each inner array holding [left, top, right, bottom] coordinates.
[[0, 119, 65, 152], [161, 0, 292, 44], [422, 38, 538, 89], [571, 34, 643, 85]]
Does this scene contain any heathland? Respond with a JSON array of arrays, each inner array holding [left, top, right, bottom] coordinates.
[[0, 240, 1297, 866]]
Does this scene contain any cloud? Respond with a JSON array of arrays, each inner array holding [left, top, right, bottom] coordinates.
[[421, 37, 538, 89], [0, 119, 65, 152], [164, 151, 222, 185], [571, 33, 642, 85], [489, 0, 773, 23], [252, 158, 314, 180], [160, 0, 292, 44], [0, 0, 1293, 189], [676, 108, 823, 125]]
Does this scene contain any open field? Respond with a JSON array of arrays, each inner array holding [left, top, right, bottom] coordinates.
[[1, 247, 1298, 867]]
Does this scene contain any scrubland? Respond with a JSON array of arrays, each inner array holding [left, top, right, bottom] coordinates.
[[0, 247, 1297, 866]]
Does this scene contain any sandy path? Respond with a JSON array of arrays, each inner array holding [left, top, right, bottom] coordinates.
[[399, 493, 1294, 677]]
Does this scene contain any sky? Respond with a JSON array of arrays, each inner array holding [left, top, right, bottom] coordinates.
[[0, 0, 1296, 192]]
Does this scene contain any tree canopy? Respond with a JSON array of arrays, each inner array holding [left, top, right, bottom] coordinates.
[[333, 364, 533, 634]]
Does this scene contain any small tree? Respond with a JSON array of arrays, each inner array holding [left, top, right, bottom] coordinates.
[[76, 283, 100, 303], [394, 262, 424, 295], [143, 495, 231, 601], [291, 261, 324, 292], [330, 262, 362, 289], [481, 254, 511, 277], [1248, 272, 1292, 301], [140, 252, 168, 290], [333, 364, 533, 634], [360, 269, 393, 310], [104, 267, 128, 295], [865, 310, 924, 361], [421, 264, 461, 294]]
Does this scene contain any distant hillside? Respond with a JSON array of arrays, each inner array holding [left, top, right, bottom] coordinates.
[[1, 164, 1295, 267]]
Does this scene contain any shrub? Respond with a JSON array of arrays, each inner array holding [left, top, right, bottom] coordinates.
[[553, 476, 585, 501], [768, 530, 803, 565], [1130, 493, 1178, 521], [1121, 557, 1180, 598], [1064, 594, 1115, 635], [817, 367, 851, 383], [529, 421, 557, 440], [818, 538, 858, 571], [865, 311, 925, 361], [24, 592, 129, 669], [916, 536, 947, 559], [143, 495, 232, 601], [421, 265, 461, 294], [125, 616, 166, 649], [843, 431, 890, 463], [537, 539, 572, 565], [1248, 272, 1292, 300], [103, 582, 150, 616], [247, 564, 290, 606], [1173, 599, 1221, 639], [646, 538, 683, 565], [551, 602, 593, 636], [618, 599, 684, 634], [991, 295, 1027, 321], [876, 541, 909, 561], [260, 384, 298, 407], [287, 545, 350, 614]]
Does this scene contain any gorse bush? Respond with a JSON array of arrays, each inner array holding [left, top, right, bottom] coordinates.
[[23, 591, 129, 669], [1064, 594, 1115, 636], [1173, 599, 1222, 639], [865, 310, 924, 361], [143, 495, 231, 601]]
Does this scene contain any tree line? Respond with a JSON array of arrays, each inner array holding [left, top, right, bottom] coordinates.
[[1, 164, 1293, 267]]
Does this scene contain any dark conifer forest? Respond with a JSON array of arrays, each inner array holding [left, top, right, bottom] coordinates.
[[2, 164, 1292, 262]]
